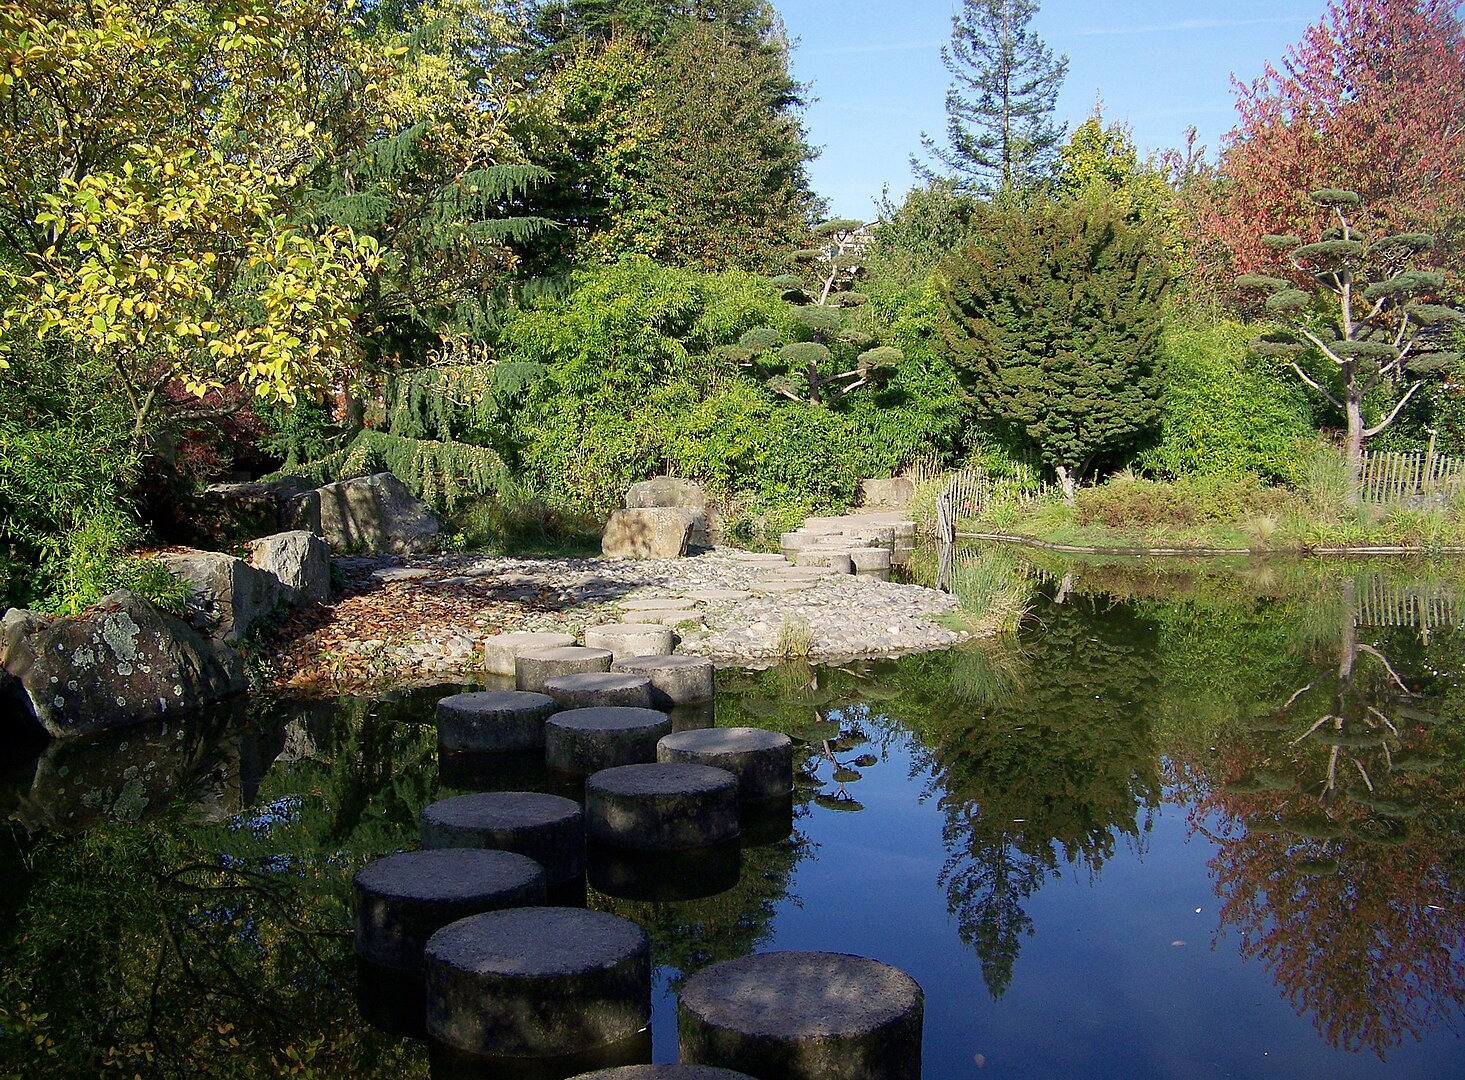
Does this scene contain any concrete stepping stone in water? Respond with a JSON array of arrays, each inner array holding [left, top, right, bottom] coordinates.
[[611, 654, 715, 707], [353, 849, 547, 975], [419, 791, 585, 886], [678, 951, 925, 1080], [482, 631, 576, 676], [425, 907, 650, 1060], [545, 706, 673, 775], [517, 645, 614, 693], [542, 672, 654, 710], [657, 727, 792, 803], [584, 623, 675, 662], [585, 763, 740, 850], [792, 549, 852, 573], [436, 690, 559, 754]]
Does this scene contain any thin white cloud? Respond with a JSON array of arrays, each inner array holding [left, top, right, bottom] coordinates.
[[1070, 16, 1303, 36]]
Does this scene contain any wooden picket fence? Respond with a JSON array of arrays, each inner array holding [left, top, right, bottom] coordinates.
[[1358, 447, 1465, 505], [1353, 575, 1457, 631], [933, 465, 1055, 544]]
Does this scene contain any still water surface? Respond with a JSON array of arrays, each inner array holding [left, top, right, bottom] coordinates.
[[2, 553, 1462, 1078]]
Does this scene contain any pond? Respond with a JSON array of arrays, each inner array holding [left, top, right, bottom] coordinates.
[[2, 552, 1462, 1078]]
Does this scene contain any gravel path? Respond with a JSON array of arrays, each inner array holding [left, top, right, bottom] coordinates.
[[268, 547, 970, 691]]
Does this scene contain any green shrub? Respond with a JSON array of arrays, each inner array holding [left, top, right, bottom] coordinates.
[[44, 506, 189, 618], [1140, 321, 1315, 482], [1074, 473, 1293, 528]]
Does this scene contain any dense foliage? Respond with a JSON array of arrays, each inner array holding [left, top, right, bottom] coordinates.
[[938, 198, 1171, 493]]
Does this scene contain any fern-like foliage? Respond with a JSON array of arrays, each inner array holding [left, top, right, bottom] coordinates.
[[299, 429, 508, 513]]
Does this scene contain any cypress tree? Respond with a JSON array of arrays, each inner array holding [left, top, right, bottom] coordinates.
[[916, 0, 1069, 196], [938, 200, 1170, 495]]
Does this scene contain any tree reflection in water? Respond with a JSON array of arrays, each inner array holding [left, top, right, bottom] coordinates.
[[1183, 580, 1465, 1058]]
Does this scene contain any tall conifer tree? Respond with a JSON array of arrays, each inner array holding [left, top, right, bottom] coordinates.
[[916, 0, 1068, 196]]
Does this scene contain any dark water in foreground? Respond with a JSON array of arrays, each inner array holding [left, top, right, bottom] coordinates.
[[1, 553, 1463, 1079]]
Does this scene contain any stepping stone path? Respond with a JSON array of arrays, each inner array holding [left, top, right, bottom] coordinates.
[[482, 630, 576, 676], [426, 907, 650, 1060], [678, 951, 924, 1080], [545, 706, 673, 775], [612, 654, 716, 706], [585, 762, 741, 850], [657, 727, 792, 803], [517, 645, 613, 692], [419, 791, 586, 885], [543, 671, 654, 710], [353, 849, 546, 974], [585, 623, 675, 661], [436, 690, 558, 754]]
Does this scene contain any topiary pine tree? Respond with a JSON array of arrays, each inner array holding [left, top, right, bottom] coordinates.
[[715, 219, 903, 404], [915, 0, 1069, 196], [1237, 189, 1463, 504], [938, 199, 1170, 496]]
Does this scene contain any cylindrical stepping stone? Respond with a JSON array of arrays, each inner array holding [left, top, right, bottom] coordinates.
[[792, 550, 852, 573], [545, 707, 673, 775], [426, 907, 650, 1060], [587, 840, 741, 902], [679, 952, 924, 1080], [483, 631, 576, 676], [584, 623, 675, 662], [543, 671, 654, 710], [573, 1064, 757, 1078], [436, 690, 559, 754], [420, 792, 585, 885], [658, 727, 792, 803], [850, 548, 892, 574], [353, 849, 547, 973], [585, 763, 740, 851], [612, 654, 716, 707], [517, 645, 614, 693]]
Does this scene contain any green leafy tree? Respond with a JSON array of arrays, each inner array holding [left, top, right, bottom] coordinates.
[[1238, 189, 1463, 503], [916, 0, 1069, 196], [938, 199, 1170, 495]]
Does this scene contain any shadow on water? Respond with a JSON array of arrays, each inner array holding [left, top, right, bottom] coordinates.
[[1, 551, 1462, 1075]]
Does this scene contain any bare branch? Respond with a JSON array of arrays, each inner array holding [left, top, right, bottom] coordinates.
[[1356, 644, 1413, 694], [1363, 381, 1425, 437], [1288, 360, 1346, 410]]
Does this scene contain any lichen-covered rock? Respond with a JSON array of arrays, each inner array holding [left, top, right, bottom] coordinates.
[[314, 472, 439, 555], [626, 477, 713, 545], [602, 508, 694, 559], [0, 591, 247, 740], [247, 530, 331, 606], [163, 550, 283, 643]]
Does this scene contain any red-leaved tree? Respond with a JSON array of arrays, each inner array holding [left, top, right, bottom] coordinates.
[[1212, 0, 1465, 278]]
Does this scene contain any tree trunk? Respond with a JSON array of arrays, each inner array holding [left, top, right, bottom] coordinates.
[[1055, 464, 1076, 502], [1345, 396, 1365, 508]]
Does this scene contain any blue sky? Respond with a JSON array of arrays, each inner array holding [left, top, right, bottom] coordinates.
[[775, 0, 1327, 218]]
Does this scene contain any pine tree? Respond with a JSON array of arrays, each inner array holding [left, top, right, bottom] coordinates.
[[916, 0, 1068, 197]]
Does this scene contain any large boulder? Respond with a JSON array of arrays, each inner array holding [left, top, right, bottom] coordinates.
[[602, 508, 695, 559], [626, 476, 712, 545], [163, 550, 283, 643], [191, 476, 319, 546], [247, 530, 331, 607], [1, 592, 247, 740], [312, 472, 439, 555]]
